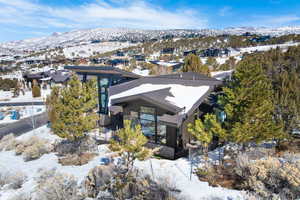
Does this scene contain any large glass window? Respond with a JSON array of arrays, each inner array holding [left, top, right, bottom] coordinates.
[[98, 78, 109, 114], [140, 106, 156, 142], [157, 122, 166, 144]]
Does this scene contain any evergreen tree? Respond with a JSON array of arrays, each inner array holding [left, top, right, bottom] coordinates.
[[206, 57, 218, 71], [182, 54, 210, 76], [50, 76, 98, 143], [46, 86, 60, 124], [219, 60, 285, 145], [32, 79, 41, 97], [109, 120, 155, 173], [187, 116, 213, 159]]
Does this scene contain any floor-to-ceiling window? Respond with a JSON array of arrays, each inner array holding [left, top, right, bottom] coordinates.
[[140, 106, 156, 142], [98, 77, 109, 114]]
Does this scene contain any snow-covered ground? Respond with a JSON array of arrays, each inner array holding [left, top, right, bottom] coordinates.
[[63, 42, 134, 59], [0, 89, 51, 103], [0, 106, 45, 124], [132, 68, 150, 76], [0, 126, 244, 200], [236, 42, 300, 55]]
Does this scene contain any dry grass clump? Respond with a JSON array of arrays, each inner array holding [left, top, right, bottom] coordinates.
[[0, 134, 19, 151], [55, 136, 98, 156], [0, 134, 53, 161], [15, 136, 53, 161], [58, 152, 98, 166], [35, 169, 82, 200], [0, 169, 27, 189]]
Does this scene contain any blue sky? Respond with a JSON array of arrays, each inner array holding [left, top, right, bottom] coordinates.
[[0, 0, 300, 42]]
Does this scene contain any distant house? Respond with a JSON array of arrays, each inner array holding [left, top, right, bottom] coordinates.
[[149, 60, 183, 72], [250, 35, 271, 43], [161, 48, 175, 55], [23, 69, 71, 87], [183, 50, 197, 56], [242, 32, 253, 37], [200, 48, 230, 57], [107, 59, 129, 67], [115, 51, 125, 57], [132, 54, 146, 62], [91, 40, 101, 44], [109, 72, 221, 159]]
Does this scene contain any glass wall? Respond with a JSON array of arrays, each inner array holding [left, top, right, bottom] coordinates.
[[140, 106, 156, 142], [98, 78, 109, 114]]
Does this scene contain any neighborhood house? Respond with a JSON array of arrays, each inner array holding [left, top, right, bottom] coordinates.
[[66, 66, 221, 159]]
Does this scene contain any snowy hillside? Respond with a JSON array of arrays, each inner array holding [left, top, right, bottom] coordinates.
[[2, 26, 300, 55]]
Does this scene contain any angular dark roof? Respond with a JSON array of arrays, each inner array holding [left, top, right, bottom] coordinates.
[[64, 65, 141, 79], [109, 72, 222, 127], [111, 88, 183, 114], [149, 72, 217, 81], [51, 72, 71, 83], [110, 72, 221, 96]]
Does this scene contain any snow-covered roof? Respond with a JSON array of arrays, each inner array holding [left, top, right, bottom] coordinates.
[[110, 83, 210, 114]]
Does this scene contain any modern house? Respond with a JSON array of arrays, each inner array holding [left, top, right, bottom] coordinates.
[[66, 65, 222, 159], [200, 48, 230, 57], [109, 72, 221, 159], [149, 61, 183, 72], [23, 69, 71, 87]]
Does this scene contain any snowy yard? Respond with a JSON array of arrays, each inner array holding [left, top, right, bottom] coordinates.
[[0, 89, 51, 103], [0, 126, 244, 200]]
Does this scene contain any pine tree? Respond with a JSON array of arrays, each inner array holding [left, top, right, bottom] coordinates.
[[46, 86, 60, 124], [50, 76, 98, 143], [32, 79, 41, 97], [109, 120, 155, 173], [187, 117, 213, 159], [206, 57, 218, 71], [220, 60, 285, 145], [182, 54, 210, 76]]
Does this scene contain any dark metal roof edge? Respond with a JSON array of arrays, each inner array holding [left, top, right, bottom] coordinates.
[[64, 65, 141, 78]]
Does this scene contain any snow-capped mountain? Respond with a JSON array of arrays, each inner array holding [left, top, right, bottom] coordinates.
[[1, 26, 300, 55]]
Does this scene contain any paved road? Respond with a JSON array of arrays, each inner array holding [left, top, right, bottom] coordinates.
[[0, 102, 45, 106], [0, 112, 48, 139]]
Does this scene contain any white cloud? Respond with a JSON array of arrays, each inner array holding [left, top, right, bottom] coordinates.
[[0, 0, 207, 30]]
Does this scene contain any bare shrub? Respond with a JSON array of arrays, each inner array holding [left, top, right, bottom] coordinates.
[[15, 143, 25, 155], [0, 170, 27, 189], [14, 136, 53, 161], [35, 169, 82, 200], [58, 152, 98, 166], [55, 136, 97, 156], [235, 153, 251, 177], [237, 157, 300, 199], [85, 165, 115, 198], [0, 134, 19, 151]]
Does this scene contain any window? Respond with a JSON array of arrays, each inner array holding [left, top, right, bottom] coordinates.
[[140, 106, 156, 142], [98, 78, 109, 114], [157, 122, 166, 144]]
